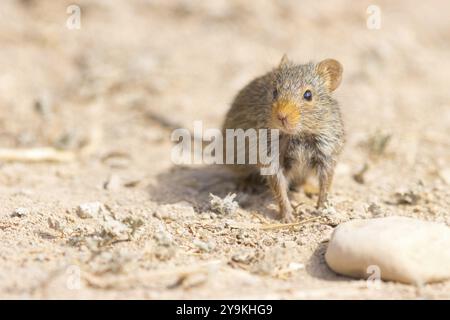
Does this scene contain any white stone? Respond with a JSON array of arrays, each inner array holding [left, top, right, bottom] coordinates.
[[11, 207, 29, 218], [104, 174, 122, 191], [76, 202, 103, 219], [439, 168, 450, 185], [325, 216, 450, 285], [101, 215, 129, 239]]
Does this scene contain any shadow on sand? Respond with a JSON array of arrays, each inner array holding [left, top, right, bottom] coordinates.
[[147, 164, 278, 218]]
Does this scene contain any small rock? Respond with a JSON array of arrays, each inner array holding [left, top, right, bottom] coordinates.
[[77, 202, 103, 219], [154, 230, 173, 247], [101, 215, 130, 240], [193, 239, 215, 252], [286, 262, 305, 271], [321, 206, 348, 226], [439, 168, 450, 185], [325, 216, 450, 284], [11, 207, 29, 218], [231, 249, 256, 264], [104, 174, 122, 191]]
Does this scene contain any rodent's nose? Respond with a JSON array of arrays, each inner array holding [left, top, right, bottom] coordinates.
[[277, 113, 288, 126]]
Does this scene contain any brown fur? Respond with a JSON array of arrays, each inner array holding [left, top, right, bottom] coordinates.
[[222, 56, 345, 222]]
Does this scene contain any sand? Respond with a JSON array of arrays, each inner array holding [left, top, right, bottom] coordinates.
[[0, 0, 449, 299]]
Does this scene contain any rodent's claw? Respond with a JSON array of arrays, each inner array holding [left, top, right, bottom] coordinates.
[[281, 211, 295, 223]]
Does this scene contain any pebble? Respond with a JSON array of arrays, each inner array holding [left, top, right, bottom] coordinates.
[[439, 168, 450, 185], [193, 239, 215, 252], [11, 207, 29, 218], [325, 216, 450, 284], [76, 202, 103, 219], [104, 174, 122, 191]]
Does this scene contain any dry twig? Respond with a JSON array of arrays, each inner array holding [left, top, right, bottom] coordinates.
[[259, 216, 321, 230]]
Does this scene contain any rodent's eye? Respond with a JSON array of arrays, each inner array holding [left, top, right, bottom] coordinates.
[[303, 90, 312, 101], [272, 88, 278, 100]]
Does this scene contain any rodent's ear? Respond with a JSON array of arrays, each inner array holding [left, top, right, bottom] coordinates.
[[278, 54, 291, 68], [316, 59, 343, 91]]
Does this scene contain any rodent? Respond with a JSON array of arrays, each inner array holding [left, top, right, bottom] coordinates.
[[222, 55, 345, 222]]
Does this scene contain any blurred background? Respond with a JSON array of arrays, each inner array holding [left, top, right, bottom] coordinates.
[[1, 1, 449, 157], [0, 0, 449, 299]]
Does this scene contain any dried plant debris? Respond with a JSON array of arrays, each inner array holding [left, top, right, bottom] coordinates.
[[320, 206, 349, 227], [149, 229, 177, 261], [0, 147, 76, 162], [122, 216, 145, 237], [352, 163, 369, 184], [259, 216, 321, 230], [68, 202, 144, 249], [367, 202, 384, 217], [364, 130, 392, 158], [101, 151, 131, 168], [167, 271, 210, 290], [392, 188, 421, 205], [47, 217, 64, 233], [209, 193, 239, 215]]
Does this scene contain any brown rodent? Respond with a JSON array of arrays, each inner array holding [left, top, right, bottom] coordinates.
[[222, 55, 345, 222]]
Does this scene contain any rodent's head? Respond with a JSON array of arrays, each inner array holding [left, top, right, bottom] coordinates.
[[269, 55, 343, 135]]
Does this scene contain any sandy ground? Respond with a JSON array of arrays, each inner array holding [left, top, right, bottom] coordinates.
[[0, 0, 449, 299]]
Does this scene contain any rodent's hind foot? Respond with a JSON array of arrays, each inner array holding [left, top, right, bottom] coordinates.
[[316, 193, 330, 209], [315, 200, 333, 215], [280, 208, 295, 223], [282, 214, 295, 223]]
